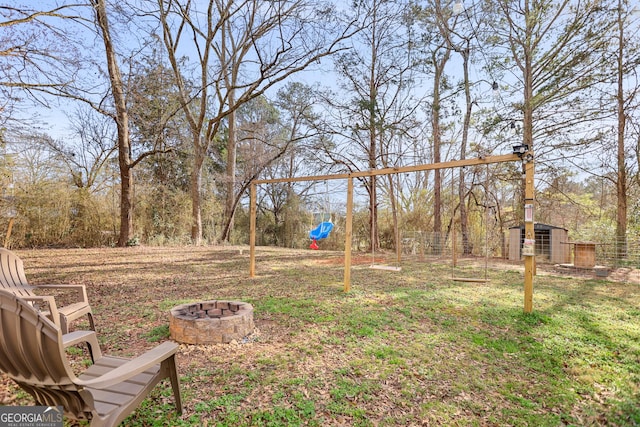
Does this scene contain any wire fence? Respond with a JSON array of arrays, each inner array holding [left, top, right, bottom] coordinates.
[[397, 231, 640, 276], [594, 238, 640, 268]]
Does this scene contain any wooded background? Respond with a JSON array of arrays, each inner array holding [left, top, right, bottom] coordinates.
[[0, 0, 638, 263]]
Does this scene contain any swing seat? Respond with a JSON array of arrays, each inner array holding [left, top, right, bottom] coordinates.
[[452, 277, 490, 283], [309, 222, 333, 240], [369, 264, 402, 272]]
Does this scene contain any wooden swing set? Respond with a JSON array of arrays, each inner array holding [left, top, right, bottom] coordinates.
[[249, 151, 536, 313]]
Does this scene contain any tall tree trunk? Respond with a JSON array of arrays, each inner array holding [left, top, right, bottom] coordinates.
[[460, 47, 472, 255], [222, 104, 237, 242], [616, 0, 627, 259], [92, 0, 133, 247], [369, 125, 379, 249], [368, 118, 378, 250], [118, 165, 134, 246], [388, 174, 400, 262], [369, 159, 379, 251], [368, 10, 379, 253], [432, 49, 449, 255], [190, 140, 205, 245]]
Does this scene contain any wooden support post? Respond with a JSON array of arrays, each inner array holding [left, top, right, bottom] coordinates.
[[343, 177, 353, 292], [395, 173, 401, 266], [249, 183, 256, 278], [523, 156, 535, 313], [4, 218, 14, 248]]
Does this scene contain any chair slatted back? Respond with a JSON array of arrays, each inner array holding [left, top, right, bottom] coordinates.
[[0, 290, 92, 418], [0, 248, 33, 297]]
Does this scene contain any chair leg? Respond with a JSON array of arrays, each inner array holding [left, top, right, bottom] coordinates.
[[87, 312, 96, 331], [82, 312, 102, 363], [165, 356, 182, 414], [86, 342, 96, 364]]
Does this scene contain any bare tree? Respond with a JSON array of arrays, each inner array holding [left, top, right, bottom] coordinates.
[[433, 0, 490, 255], [88, 0, 138, 245], [89, 0, 185, 246], [427, 8, 450, 255], [0, 3, 83, 133], [154, 0, 357, 244], [1, 2, 177, 246], [261, 82, 324, 247], [407, 0, 468, 254], [46, 106, 117, 193], [319, 0, 421, 251]]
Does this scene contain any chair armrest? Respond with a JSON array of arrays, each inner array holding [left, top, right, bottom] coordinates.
[[62, 330, 103, 360], [21, 295, 61, 329], [76, 341, 179, 389], [36, 284, 89, 303]]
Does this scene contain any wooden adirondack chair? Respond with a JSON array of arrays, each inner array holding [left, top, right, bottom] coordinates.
[[0, 248, 95, 333], [0, 289, 183, 427]]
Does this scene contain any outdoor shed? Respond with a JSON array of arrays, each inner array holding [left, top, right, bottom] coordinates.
[[508, 223, 570, 264]]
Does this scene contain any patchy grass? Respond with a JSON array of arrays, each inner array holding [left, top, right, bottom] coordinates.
[[143, 324, 170, 342], [1, 246, 639, 426]]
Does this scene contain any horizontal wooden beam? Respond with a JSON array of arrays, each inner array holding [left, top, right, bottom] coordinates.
[[253, 172, 350, 184], [252, 153, 522, 185]]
